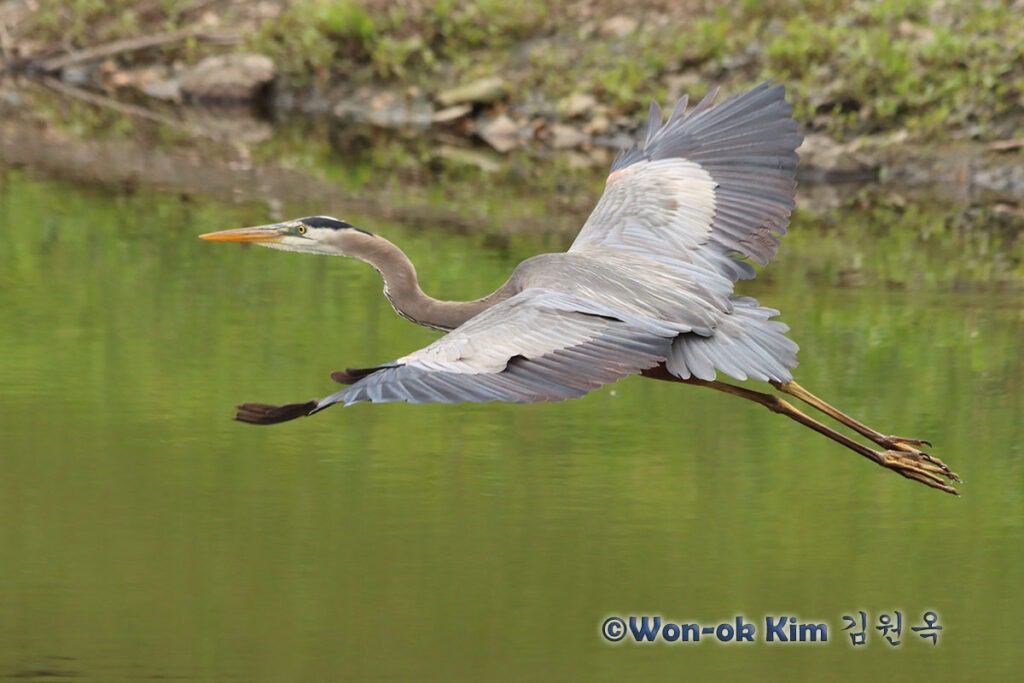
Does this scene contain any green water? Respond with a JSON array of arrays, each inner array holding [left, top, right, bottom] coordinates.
[[1, 170, 1022, 682]]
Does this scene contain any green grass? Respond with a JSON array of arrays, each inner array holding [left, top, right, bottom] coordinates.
[[756, 0, 1024, 139], [246, 0, 1024, 142], [17, 0, 1024, 141], [248, 0, 549, 84]]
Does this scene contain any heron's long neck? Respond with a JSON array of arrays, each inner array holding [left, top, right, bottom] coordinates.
[[346, 235, 514, 331]]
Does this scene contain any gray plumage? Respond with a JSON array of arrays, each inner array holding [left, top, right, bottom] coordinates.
[[324, 289, 680, 409], [220, 81, 806, 422]]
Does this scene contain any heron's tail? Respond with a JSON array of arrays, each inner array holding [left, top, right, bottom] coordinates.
[[235, 401, 319, 425], [666, 296, 798, 383]]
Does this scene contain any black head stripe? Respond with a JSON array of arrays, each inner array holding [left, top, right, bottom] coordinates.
[[301, 216, 352, 229]]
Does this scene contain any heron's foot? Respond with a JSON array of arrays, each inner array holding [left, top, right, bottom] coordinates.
[[880, 449, 959, 495], [878, 435, 961, 484]]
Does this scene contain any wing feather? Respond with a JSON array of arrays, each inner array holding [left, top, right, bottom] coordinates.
[[572, 81, 802, 277], [310, 289, 678, 410]]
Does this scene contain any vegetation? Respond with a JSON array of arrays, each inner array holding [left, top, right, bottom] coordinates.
[[757, 0, 1024, 139], [248, 0, 1024, 141], [13, 1, 1024, 142], [250, 0, 549, 82]]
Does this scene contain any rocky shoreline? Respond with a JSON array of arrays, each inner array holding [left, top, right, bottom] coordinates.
[[2, 1, 1023, 205], [5, 61, 1024, 206]]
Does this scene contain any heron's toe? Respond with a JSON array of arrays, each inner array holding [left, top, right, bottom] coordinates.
[[882, 450, 959, 495], [878, 434, 960, 485]]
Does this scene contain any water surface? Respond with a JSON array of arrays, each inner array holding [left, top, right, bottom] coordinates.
[[1, 169, 1022, 681]]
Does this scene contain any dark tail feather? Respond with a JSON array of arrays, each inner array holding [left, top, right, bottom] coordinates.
[[235, 401, 319, 425], [331, 364, 397, 384]]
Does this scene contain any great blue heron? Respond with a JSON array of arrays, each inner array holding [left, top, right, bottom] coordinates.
[[201, 82, 959, 494]]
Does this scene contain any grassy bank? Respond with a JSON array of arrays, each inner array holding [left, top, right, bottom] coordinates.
[[249, 0, 1024, 141], [10, 0, 1024, 143]]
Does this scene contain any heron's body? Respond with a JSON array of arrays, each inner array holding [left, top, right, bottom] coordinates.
[[201, 82, 960, 494]]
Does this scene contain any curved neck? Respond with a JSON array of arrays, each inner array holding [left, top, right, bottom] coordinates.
[[342, 234, 514, 331]]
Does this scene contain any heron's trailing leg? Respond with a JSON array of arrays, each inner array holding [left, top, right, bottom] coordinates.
[[770, 380, 959, 482], [641, 367, 958, 494]]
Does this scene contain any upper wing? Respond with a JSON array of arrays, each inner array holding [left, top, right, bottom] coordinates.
[[315, 288, 681, 410], [570, 81, 803, 281]]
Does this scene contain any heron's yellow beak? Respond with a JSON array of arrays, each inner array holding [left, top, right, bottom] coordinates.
[[199, 224, 287, 243]]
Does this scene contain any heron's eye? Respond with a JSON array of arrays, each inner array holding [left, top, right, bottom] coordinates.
[[297, 225, 307, 235]]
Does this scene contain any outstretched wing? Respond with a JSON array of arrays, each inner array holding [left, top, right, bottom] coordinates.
[[236, 289, 681, 423], [570, 81, 802, 281]]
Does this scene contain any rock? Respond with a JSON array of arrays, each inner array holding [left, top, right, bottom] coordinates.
[[992, 203, 1024, 219], [436, 77, 508, 107], [432, 104, 473, 124], [798, 134, 878, 181], [477, 114, 522, 152], [588, 146, 614, 166], [141, 78, 182, 102], [333, 88, 434, 127], [563, 151, 598, 169], [112, 66, 181, 102], [179, 53, 275, 102], [583, 115, 610, 135], [989, 138, 1024, 153], [142, 78, 182, 101], [600, 15, 638, 37], [548, 124, 590, 149], [558, 92, 597, 119]]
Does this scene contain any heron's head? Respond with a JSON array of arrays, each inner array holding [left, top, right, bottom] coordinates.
[[199, 216, 372, 256]]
